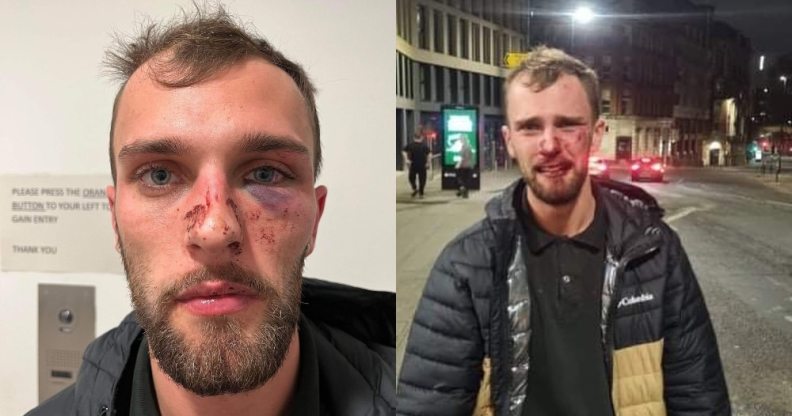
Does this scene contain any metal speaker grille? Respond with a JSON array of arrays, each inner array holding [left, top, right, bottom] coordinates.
[[46, 349, 82, 369]]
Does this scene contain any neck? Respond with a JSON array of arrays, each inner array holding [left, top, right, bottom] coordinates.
[[526, 178, 596, 237], [151, 330, 300, 416]]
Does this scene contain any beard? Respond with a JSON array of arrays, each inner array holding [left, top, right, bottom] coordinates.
[[120, 243, 305, 396], [523, 159, 588, 206]]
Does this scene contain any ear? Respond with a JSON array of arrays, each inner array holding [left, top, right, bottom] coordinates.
[[502, 124, 516, 159], [106, 185, 121, 253], [306, 185, 328, 256], [590, 119, 606, 154]]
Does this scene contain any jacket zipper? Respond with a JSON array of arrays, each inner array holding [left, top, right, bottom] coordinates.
[[602, 234, 661, 404]]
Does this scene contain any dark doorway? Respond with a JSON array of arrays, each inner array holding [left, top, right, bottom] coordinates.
[[616, 136, 633, 161], [709, 148, 720, 166]]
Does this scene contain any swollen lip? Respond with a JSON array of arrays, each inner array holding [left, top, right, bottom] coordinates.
[[537, 163, 570, 177], [178, 294, 256, 316], [175, 281, 258, 316]]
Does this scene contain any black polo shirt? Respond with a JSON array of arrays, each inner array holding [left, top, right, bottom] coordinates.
[[127, 316, 321, 416], [516, 184, 613, 415]]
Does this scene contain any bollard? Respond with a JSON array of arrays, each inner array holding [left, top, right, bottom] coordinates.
[[776, 155, 782, 183]]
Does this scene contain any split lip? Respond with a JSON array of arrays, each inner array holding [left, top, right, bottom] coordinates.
[[536, 161, 572, 172], [174, 280, 258, 301]]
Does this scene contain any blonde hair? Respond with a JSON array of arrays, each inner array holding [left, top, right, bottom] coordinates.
[[503, 45, 600, 122]]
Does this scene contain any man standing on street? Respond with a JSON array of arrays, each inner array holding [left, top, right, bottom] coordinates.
[[403, 130, 431, 198], [28, 6, 394, 416], [398, 46, 730, 415]]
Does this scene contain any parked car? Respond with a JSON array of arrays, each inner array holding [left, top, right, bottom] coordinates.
[[631, 157, 665, 182], [588, 156, 610, 179]]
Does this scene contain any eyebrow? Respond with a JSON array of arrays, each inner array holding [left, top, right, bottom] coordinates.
[[117, 137, 189, 161], [555, 116, 587, 125], [239, 133, 310, 155], [514, 117, 543, 130], [116, 134, 310, 162], [513, 116, 587, 130]]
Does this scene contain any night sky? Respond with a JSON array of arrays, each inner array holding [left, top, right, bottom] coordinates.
[[691, 0, 792, 57]]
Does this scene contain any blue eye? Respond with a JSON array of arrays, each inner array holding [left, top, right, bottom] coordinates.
[[148, 168, 171, 185], [251, 167, 279, 183]]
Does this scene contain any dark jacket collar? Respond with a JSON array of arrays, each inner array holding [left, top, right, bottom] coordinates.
[[485, 178, 664, 258]]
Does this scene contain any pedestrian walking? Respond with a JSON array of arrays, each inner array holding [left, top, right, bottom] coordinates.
[[403, 131, 430, 198], [456, 136, 474, 198]]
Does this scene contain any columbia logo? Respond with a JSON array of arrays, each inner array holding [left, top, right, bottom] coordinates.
[[617, 293, 654, 309]]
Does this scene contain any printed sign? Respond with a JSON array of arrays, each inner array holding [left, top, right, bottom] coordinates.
[[0, 175, 122, 273]]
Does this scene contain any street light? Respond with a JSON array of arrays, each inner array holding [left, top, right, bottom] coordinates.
[[572, 6, 595, 24], [569, 5, 595, 50], [780, 75, 788, 93]]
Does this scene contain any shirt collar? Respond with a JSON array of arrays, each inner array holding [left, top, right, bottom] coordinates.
[[517, 182, 607, 253]]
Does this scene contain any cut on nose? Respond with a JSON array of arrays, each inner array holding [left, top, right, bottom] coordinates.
[[539, 128, 562, 153], [186, 196, 243, 258]]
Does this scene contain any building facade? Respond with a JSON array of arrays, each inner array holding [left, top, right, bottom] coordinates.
[[396, 0, 530, 170], [529, 0, 715, 166], [709, 21, 752, 165], [751, 52, 792, 156]]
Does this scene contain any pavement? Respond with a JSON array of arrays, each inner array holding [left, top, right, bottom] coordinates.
[[396, 167, 520, 203], [396, 166, 523, 377], [717, 162, 792, 195]]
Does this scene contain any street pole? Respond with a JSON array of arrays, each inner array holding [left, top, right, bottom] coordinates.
[[570, 18, 575, 51]]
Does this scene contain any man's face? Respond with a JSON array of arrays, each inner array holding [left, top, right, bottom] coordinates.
[[107, 57, 326, 395], [502, 73, 604, 206]]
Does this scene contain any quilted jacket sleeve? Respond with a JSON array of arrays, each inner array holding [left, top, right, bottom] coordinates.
[[662, 230, 731, 415], [397, 235, 487, 416]]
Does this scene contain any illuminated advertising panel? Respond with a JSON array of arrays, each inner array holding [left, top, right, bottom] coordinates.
[[441, 106, 480, 190]]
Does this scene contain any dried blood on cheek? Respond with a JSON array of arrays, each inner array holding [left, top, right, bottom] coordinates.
[[244, 186, 300, 245]]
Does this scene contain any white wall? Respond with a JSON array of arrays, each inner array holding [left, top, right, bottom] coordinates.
[[0, 1, 394, 414]]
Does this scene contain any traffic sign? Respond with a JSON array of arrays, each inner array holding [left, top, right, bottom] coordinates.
[[503, 52, 528, 68]]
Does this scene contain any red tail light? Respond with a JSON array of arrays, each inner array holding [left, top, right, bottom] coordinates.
[[651, 163, 662, 171]]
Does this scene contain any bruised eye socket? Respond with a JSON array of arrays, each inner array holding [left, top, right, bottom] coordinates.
[[247, 166, 292, 184]]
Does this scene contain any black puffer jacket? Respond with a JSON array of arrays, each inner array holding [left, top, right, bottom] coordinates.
[[398, 179, 729, 415], [28, 278, 395, 416]]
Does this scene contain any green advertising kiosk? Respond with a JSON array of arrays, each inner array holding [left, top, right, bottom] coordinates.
[[441, 105, 480, 190]]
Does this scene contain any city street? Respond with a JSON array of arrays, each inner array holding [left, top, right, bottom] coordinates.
[[396, 164, 792, 414]]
